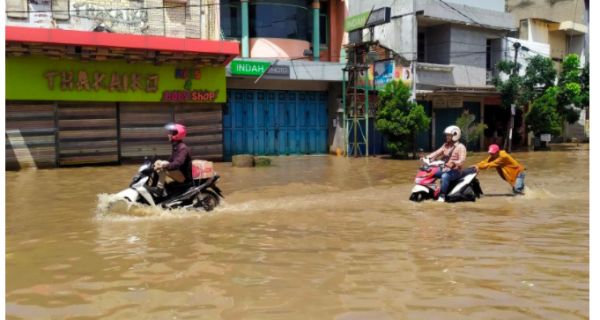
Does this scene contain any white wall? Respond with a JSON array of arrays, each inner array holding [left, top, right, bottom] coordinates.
[[447, 0, 505, 12], [529, 19, 550, 43], [499, 38, 551, 78], [5, 0, 219, 39]]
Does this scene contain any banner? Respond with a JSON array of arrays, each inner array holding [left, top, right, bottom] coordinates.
[[6, 56, 227, 103]]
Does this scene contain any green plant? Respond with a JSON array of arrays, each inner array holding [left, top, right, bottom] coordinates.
[[455, 110, 487, 146], [526, 87, 562, 136], [556, 54, 585, 124], [493, 60, 523, 110], [520, 55, 557, 105], [375, 80, 431, 159]]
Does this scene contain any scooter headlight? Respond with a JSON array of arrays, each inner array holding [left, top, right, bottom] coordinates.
[[130, 174, 142, 186]]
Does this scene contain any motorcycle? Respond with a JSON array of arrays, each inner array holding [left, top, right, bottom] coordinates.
[[113, 156, 224, 212], [409, 157, 483, 202]]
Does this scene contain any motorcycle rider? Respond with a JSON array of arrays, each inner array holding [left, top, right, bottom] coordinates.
[[425, 125, 467, 202], [152, 123, 193, 197], [472, 144, 526, 194]]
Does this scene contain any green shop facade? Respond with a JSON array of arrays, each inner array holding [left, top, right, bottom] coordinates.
[[5, 27, 239, 170]]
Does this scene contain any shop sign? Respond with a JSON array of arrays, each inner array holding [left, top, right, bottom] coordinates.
[[447, 96, 463, 108], [265, 65, 290, 77], [345, 12, 370, 31], [365, 7, 391, 28], [6, 56, 226, 103], [432, 96, 447, 108], [540, 134, 552, 142], [230, 60, 272, 76]]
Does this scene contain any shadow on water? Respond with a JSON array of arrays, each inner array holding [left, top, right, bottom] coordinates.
[[483, 193, 516, 197]]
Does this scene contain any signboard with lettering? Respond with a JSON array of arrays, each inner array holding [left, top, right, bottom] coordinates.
[[264, 65, 290, 78], [365, 7, 391, 28], [230, 60, 272, 76], [447, 96, 463, 108], [6, 56, 226, 103], [432, 96, 447, 108], [344, 12, 370, 32]]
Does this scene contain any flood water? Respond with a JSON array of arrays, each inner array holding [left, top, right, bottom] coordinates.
[[6, 146, 589, 319]]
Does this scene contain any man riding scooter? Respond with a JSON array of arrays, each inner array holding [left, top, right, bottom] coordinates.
[[151, 123, 193, 197], [425, 126, 467, 202]]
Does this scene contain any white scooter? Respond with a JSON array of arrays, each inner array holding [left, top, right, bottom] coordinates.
[[114, 156, 223, 211], [409, 157, 483, 202]]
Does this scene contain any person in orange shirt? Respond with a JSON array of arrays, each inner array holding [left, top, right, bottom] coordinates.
[[472, 144, 526, 194]]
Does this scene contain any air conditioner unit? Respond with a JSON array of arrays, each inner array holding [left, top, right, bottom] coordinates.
[[486, 70, 493, 83]]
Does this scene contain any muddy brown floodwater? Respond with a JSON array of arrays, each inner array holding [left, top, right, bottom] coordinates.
[[6, 146, 588, 319]]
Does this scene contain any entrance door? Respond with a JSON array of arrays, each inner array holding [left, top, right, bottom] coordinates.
[[223, 90, 328, 160], [434, 108, 463, 148], [434, 102, 481, 150], [57, 103, 118, 166]]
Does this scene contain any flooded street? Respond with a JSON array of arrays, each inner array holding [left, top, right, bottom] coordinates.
[[6, 147, 588, 319]]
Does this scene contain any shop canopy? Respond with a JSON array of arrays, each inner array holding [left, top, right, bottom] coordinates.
[[5, 26, 240, 66]]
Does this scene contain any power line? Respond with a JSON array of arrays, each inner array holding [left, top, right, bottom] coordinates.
[[435, 0, 549, 58]]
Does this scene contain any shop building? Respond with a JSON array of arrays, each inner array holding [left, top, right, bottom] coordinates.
[[219, 0, 348, 159], [6, 26, 239, 169]]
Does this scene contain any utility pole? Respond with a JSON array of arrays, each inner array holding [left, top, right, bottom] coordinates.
[[506, 41, 521, 153]]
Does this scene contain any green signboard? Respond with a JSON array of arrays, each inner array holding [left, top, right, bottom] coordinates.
[[6, 56, 227, 103], [230, 60, 272, 76], [344, 12, 369, 32]]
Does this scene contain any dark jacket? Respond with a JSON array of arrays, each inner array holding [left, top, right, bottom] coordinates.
[[166, 141, 192, 182]]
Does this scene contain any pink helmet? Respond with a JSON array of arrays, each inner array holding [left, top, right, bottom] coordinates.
[[488, 144, 500, 154], [164, 123, 187, 141]]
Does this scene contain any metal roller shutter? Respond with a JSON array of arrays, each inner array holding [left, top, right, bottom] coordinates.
[[57, 103, 118, 166], [6, 102, 57, 170], [174, 103, 223, 161], [119, 103, 174, 161]]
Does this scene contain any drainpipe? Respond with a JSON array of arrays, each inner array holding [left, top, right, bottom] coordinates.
[[241, 0, 249, 58], [312, 0, 320, 61]]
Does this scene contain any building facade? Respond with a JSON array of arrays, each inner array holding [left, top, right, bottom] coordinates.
[[507, 0, 589, 142], [348, 0, 515, 151], [5, 1, 238, 170], [219, 0, 348, 159]]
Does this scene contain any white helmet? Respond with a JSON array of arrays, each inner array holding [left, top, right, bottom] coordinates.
[[444, 125, 461, 142]]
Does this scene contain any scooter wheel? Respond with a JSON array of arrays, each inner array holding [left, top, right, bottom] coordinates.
[[195, 190, 220, 212], [409, 192, 427, 202]]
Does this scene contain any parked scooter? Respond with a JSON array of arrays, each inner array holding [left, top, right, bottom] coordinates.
[[409, 157, 483, 202], [113, 156, 224, 211]]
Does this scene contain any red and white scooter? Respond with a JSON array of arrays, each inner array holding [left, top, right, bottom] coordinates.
[[409, 157, 483, 202]]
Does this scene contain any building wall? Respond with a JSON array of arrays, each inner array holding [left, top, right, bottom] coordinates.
[[529, 19, 550, 43], [549, 31, 567, 60], [5, 0, 220, 39], [449, 25, 490, 86], [249, 38, 311, 59], [507, 0, 586, 25], [349, 0, 416, 62], [447, 0, 505, 12], [328, 0, 347, 62]]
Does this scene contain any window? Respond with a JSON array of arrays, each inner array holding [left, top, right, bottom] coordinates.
[[249, 2, 309, 40], [417, 32, 426, 62], [221, 0, 329, 43], [308, 1, 329, 46], [486, 39, 492, 71], [519, 19, 529, 41], [220, 0, 241, 39]]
